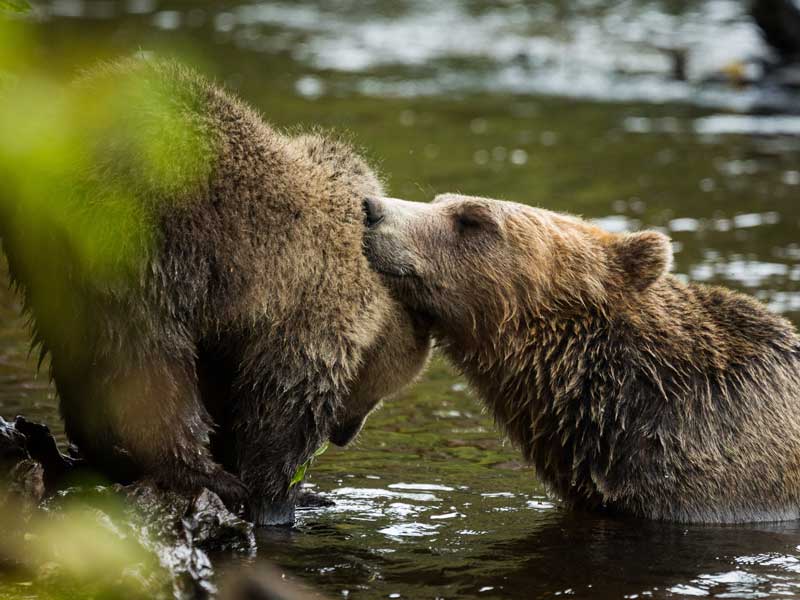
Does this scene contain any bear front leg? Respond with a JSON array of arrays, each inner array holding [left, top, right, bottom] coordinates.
[[62, 352, 249, 510], [230, 372, 336, 526], [122, 357, 250, 509]]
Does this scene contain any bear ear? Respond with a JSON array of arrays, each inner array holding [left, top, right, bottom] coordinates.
[[612, 231, 672, 291], [453, 201, 501, 235]]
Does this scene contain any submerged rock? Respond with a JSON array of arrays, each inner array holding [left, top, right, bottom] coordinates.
[[0, 417, 45, 516], [219, 564, 323, 600]]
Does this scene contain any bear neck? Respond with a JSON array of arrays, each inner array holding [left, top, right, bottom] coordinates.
[[439, 298, 615, 506]]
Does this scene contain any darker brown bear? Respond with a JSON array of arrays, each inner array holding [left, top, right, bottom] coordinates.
[[0, 60, 430, 525], [363, 193, 800, 523]]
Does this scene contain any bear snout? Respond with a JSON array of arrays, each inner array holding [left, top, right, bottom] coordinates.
[[362, 201, 418, 278], [330, 416, 366, 447], [362, 235, 416, 280], [363, 197, 385, 228]]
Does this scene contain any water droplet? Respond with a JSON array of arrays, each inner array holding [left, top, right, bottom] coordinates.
[[473, 149, 489, 165], [492, 146, 507, 161], [152, 10, 181, 30], [399, 110, 415, 127], [540, 131, 558, 146], [214, 11, 236, 32], [510, 149, 528, 165], [295, 76, 325, 99], [470, 118, 488, 134], [783, 171, 800, 186]]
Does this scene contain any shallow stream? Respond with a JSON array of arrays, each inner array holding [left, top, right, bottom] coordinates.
[[2, 1, 800, 598]]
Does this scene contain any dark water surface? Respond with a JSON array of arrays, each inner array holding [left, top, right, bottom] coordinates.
[[2, 1, 800, 598]]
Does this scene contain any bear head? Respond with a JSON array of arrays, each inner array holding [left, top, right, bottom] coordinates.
[[362, 193, 672, 348]]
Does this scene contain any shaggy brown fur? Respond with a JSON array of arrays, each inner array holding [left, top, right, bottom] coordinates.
[[363, 193, 800, 523], [0, 60, 430, 525]]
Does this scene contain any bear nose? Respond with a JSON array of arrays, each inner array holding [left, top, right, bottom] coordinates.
[[362, 197, 385, 228]]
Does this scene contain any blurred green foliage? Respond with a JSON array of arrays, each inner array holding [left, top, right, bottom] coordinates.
[[0, 18, 215, 372], [0, 23, 216, 598], [0, 55, 214, 283], [0, 0, 30, 13], [0, 491, 167, 599]]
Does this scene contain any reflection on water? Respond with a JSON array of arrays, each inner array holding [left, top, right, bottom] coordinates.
[[257, 472, 800, 599], [625, 115, 800, 137], [3, 0, 800, 598]]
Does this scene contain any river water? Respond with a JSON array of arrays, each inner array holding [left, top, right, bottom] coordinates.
[[1, 1, 800, 598]]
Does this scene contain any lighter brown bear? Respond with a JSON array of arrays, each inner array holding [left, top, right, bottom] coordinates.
[[0, 59, 430, 525], [363, 193, 800, 523]]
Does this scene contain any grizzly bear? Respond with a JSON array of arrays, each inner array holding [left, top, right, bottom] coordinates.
[[363, 193, 800, 523], [0, 59, 430, 525]]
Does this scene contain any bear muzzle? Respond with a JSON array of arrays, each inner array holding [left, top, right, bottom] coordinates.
[[329, 415, 366, 447], [363, 197, 385, 228]]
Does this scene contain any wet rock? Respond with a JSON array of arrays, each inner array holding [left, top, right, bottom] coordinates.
[[0, 417, 45, 514], [0, 416, 334, 598], [124, 484, 255, 554], [119, 483, 256, 598], [184, 488, 257, 552], [6, 459, 45, 508], [0, 416, 28, 463], [0, 416, 260, 598], [12, 416, 82, 491], [32, 479, 258, 598]]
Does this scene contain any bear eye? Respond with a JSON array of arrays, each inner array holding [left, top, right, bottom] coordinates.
[[455, 213, 484, 233]]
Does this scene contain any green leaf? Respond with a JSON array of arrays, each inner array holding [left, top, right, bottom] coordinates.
[[288, 442, 330, 488], [313, 441, 330, 458], [288, 464, 307, 489], [0, 0, 31, 13]]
